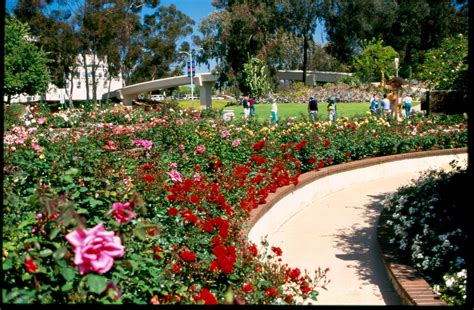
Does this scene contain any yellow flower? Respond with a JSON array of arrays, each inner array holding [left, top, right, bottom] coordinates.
[[39, 154, 45, 160]]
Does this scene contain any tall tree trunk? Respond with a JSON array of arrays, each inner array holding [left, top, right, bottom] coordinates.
[[67, 74, 74, 108], [303, 33, 308, 86], [106, 73, 112, 102], [82, 52, 90, 102], [91, 53, 97, 105]]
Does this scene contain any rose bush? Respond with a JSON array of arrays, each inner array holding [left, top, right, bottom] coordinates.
[[2, 102, 467, 304]]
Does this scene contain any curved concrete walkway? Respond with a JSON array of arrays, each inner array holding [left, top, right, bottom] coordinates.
[[248, 152, 467, 305]]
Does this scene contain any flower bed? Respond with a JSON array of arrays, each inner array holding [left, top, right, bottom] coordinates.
[[2, 102, 468, 304], [379, 164, 468, 305]]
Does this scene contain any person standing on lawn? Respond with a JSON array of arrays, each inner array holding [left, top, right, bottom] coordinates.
[[242, 95, 250, 119], [327, 96, 337, 121], [308, 95, 318, 120], [403, 93, 413, 117], [382, 93, 391, 118], [271, 98, 278, 125], [249, 96, 255, 118]]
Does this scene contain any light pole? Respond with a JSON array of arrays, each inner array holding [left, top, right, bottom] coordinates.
[[394, 57, 399, 77], [179, 48, 203, 111]]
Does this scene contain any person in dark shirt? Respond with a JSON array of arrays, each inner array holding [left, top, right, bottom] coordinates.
[[308, 96, 318, 120]]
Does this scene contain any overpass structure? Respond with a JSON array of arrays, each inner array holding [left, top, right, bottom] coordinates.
[[105, 70, 351, 109], [103, 73, 218, 109], [277, 70, 352, 85]]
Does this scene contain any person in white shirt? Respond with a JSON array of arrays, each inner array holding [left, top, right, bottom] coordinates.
[[404, 94, 413, 117], [382, 93, 391, 118], [271, 99, 278, 124]]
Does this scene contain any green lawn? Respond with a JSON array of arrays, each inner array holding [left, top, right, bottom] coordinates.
[[178, 99, 420, 121]]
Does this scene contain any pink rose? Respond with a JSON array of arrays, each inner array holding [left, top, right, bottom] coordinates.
[[37, 117, 46, 124], [109, 202, 136, 223], [195, 145, 205, 154], [65, 223, 124, 275]]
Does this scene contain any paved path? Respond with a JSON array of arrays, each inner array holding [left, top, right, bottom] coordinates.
[[267, 173, 422, 305], [249, 153, 466, 305]]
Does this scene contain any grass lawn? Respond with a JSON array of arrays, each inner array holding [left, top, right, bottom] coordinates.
[[178, 99, 420, 121]]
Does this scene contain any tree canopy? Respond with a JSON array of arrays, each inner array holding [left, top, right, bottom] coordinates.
[[352, 38, 399, 84], [4, 16, 51, 104]]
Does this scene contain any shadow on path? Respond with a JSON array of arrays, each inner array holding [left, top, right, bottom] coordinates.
[[333, 192, 402, 305]]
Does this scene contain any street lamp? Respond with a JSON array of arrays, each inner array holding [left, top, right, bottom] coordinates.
[[394, 57, 399, 77], [179, 48, 203, 111]]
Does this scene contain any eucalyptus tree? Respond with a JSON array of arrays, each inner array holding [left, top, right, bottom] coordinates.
[[279, 0, 320, 85], [131, 4, 194, 83], [197, 0, 283, 94]]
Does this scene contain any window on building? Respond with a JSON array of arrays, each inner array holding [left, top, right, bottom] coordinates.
[[65, 82, 69, 89], [104, 81, 108, 88], [77, 81, 81, 89], [98, 72, 102, 78]]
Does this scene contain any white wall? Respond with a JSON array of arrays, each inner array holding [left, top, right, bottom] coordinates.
[[7, 54, 123, 104]]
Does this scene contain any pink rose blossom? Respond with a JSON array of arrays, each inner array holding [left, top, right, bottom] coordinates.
[[232, 139, 240, 148], [109, 202, 136, 223], [193, 172, 202, 182], [31, 143, 43, 153], [37, 117, 46, 124], [220, 130, 230, 138], [133, 139, 153, 150], [167, 169, 183, 183], [65, 223, 124, 275], [170, 162, 178, 170], [195, 145, 205, 154]]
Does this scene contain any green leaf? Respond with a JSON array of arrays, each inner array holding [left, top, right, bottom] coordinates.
[[49, 227, 61, 240], [61, 282, 73, 292], [86, 274, 108, 294], [39, 249, 53, 257], [133, 226, 147, 241], [3, 258, 13, 270], [61, 264, 76, 281], [53, 246, 67, 261], [65, 168, 79, 176]]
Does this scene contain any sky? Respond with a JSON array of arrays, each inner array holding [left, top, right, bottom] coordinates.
[[5, 0, 327, 73]]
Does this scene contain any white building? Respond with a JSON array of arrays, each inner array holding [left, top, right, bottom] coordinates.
[[7, 54, 123, 104]]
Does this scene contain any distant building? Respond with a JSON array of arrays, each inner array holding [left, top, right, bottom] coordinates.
[[6, 54, 123, 104]]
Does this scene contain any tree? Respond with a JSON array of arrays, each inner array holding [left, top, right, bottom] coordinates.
[[198, 0, 282, 94], [318, 0, 468, 75], [352, 38, 398, 84], [417, 33, 468, 92], [131, 4, 194, 83], [242, 56, 273, 100], [280, 0, 319, 85], [4, 16, 50, 105]]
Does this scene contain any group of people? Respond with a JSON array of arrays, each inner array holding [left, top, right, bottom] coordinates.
[[369, 92, 413, 118], [242, 95, 256, 119], [307, 95, 337, 122], [241, 94, 338, 124]]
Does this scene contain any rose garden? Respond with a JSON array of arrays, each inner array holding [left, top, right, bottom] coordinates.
[[3, 1, 470, 305], [2, 99, 468, 304]]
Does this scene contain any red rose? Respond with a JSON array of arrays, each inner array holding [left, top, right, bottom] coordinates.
[[271, 246, 283, 256], [345, 151, 351, 157], [323, 141, 331, 147], [243, 283, 253, 293], [194, 288, 217, 305], [180, 250, 197, 262], [167, 207, 179, 217], [25, 258, 38, 273], [327, 158, 333, 165], [144, 174, 155, 183], [317, 160, 325, 169]]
